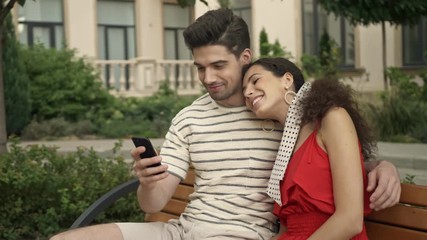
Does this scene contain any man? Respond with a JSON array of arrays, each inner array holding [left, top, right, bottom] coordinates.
[[50, 8, 400, 240]]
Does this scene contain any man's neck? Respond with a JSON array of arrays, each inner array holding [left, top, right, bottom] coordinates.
[[215, 95, 246, 108]]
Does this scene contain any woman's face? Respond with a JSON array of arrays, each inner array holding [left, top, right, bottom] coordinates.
[[242, 64, 293, 122]]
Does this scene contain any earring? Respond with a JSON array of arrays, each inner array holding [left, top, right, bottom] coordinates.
[[261, 119, 275, 132], [284, 91, 296, 105]]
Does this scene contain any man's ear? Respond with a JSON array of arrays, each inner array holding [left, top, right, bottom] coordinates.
[[240, 48, 252, 65]]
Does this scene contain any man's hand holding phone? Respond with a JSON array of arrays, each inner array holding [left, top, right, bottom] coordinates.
[[131, 137, 168, 189]]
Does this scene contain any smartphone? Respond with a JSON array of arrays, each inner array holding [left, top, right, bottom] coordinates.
[[131, 137, 161, 169]]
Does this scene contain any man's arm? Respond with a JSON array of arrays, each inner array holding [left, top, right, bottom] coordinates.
[[364, 160, 401, 211], [132, 147, 181, 213]]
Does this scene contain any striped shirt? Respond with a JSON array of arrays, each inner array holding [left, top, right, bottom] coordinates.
[[160, 93, 282, 239]]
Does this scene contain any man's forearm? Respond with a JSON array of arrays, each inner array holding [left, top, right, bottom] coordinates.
[[137, 184, 170, 213]]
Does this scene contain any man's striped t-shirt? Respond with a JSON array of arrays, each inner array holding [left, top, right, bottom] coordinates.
[[160, 93, 282, 239]]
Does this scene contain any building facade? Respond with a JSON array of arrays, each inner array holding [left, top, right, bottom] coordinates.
[[12, 0, 427, 96]]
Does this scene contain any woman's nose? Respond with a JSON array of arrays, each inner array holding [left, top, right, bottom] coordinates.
[[244, 87, 254, 97]]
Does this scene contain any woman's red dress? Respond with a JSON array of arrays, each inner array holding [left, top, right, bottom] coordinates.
[[273, 129, 372, 239]]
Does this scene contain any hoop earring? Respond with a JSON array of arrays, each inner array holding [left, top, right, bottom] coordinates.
[[284, 91, 296, 105], [261, 119, 275, 132]]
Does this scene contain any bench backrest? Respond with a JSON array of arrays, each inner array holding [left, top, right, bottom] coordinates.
[[145, 169, 427, 240], [365, 183, 427, 240]]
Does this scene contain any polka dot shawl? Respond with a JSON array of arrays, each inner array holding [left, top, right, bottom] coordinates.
[[267, 82, 312, 206]]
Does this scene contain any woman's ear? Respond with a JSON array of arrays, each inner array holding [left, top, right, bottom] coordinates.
[[281, 72, 294, 89]]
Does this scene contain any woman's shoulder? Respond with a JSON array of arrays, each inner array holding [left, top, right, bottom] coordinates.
[[321, 107, 352, 126]]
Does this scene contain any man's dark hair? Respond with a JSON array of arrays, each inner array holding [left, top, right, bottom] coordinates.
[[183, 8, 250, 58]]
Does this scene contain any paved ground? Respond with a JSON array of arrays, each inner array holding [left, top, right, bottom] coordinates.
[[15, 138, 427, 185]]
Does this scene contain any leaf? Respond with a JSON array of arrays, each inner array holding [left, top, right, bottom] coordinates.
[[176, 0, 196, 8], [17, 0, 26, 7]]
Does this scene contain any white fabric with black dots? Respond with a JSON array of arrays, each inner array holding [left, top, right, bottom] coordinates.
[[267, 82, 312, 206]]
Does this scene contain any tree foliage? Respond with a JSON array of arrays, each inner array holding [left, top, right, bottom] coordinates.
[[259, 28, 270, 57], [177, 0, 207, 8], [3, 14, 30, 136], [318, 0, 427, 26]]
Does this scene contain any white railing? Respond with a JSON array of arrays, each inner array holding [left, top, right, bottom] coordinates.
[[94, 58, 203, 97]]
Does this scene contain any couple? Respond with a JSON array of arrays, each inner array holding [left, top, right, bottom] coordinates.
[[51, 8, 401, 240]]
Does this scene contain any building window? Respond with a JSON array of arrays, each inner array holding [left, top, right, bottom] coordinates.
[[163, 3, 191, 60], [17, 0, 64, 49], [302, 0, 355, 68], [97, 0, 136, 61], [402, 17, 427, 66], [97, 0, 136, 89], [229, 0, 252, 39]]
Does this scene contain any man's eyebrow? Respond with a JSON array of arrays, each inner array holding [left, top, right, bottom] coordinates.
[[212, 60, 227, 64], [194, 60, 228, 66]]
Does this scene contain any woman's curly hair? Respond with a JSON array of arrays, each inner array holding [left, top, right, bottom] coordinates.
[[301, 78, 377, 161]]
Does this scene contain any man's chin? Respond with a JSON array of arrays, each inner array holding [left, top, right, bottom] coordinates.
[[209, 92, 228, 101]]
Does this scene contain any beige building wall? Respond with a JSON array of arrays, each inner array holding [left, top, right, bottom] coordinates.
[[137, 0, 163, 59], [252, 0, 300, 60], [13, 0, 418, 92], [63, 0, 164, 59], [63, 0, 97, 59], [355, 23, 399, 91]]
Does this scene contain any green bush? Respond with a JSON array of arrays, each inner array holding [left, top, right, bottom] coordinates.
[[365, 67, 427, 142], [258, 28, 292, 59], [300, 30, 341, 80], [21, 118, 94, 140], [0, 138, 144, 240], [3, 15, 31, 135], [21, 44, 116, 123], [98, 83, 198, 139]]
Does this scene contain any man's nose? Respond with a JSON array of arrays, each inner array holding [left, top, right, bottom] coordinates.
[[202, 68, 216, 84]]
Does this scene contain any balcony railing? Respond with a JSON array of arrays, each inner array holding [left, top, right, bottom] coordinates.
[[95, 58, 203, 97]]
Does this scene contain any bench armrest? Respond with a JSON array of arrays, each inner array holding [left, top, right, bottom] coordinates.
[[69, 178, 139, 229]]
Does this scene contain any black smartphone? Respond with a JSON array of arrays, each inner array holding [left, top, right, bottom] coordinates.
[[131, 137, 161, 168]]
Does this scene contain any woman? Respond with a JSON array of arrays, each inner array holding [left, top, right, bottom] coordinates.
[[242, 58, 375, 239]]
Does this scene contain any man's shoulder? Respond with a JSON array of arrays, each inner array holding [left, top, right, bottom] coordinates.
[[175, 93, 213, 116], [189, 93, 212, 108]]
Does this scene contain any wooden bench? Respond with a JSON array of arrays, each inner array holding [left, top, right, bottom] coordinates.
[[70, 168, 195, 228], [365, 183, 427, 240], [71, 170, 427, 239]]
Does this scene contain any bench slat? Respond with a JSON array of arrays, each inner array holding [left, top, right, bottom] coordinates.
[[366, 221, 427, 240], [366, 204, 427, 231], [182, 168, 195, 186], [145, 212, 179, 223], [400, 183, 427, 206], [162, 199, 188, 216], [172, 184, 194, 201]]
